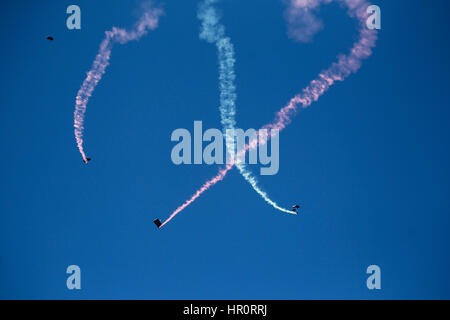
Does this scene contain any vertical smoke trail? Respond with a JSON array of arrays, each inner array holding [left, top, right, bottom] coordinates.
[[161, 0, 377, 226], [74, 7, 163, 162], [198, 0, 294, 215]]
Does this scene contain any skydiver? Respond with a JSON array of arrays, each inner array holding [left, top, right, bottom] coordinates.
[[153, 219, 162, 229]]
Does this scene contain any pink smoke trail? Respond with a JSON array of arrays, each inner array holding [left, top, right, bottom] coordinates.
[[161, 0, 377, 227], [74, 8, 163, 163], [160, 164, 234, 228]]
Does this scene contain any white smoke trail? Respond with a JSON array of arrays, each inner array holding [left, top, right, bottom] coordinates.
[[198, 0, 294, 215], [74, 7, 163, 162]]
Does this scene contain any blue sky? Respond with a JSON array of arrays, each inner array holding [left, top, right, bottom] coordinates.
[[1, 0, 449, 299]]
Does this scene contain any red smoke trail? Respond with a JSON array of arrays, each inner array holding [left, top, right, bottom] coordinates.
[[161, 0, 378, 227], [74, 8, 163, 163]]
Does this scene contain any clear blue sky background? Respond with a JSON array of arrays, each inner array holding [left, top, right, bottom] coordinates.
[[1, 0, 449, 299]]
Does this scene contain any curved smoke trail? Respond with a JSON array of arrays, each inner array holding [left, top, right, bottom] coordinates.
[[161, 0, 377, 227], [74, 7, 163, 162], [198, 0, 293, 215]]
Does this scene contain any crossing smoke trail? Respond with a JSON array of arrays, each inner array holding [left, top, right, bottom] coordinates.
[[161, 0, 377, 227], [74, 7, 163, 163], [198, 0, 294, 215]]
